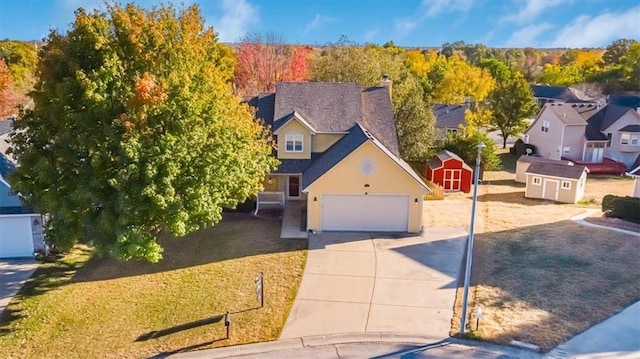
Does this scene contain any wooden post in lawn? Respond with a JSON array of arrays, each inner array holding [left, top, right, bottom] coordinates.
[[224, 311, 231, 339], [255, 272, 264, 308]]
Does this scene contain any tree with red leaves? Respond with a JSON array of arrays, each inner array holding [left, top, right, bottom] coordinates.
[[0, 59, 19, 118], [234, 32, 311, 95]]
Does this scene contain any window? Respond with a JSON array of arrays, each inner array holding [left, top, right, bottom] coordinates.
[[532, 177, 541, 185], [285, 133, 303, 152], [623, 133, 640, 145], [447, 128, 458, 134], [561, 181, 571, 190], [606, 133, 612, 147], [563, 146, 571, 154], [541, 120, 550, 133]]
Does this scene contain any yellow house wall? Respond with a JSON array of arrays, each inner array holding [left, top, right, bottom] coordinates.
[[305, 141, 426, 233], [311, 133, 344, 153], [262, 175, 285, 192], [276, 120, 311, 159]]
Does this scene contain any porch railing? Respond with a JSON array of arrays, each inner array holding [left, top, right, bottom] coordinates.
[[255, 191, 285, 215]]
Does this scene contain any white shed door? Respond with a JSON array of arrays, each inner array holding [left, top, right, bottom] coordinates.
[[321, 194, 409, 232], [0, 216, 34, 258]]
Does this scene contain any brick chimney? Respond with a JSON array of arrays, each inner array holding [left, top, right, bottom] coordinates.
[[379, 74, 392, 100]]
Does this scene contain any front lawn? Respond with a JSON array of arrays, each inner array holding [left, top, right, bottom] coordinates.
[[434, 151, 640, 351], [0, 214, 307, 358]]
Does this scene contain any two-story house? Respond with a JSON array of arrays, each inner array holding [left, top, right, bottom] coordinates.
[[524, 103, 640, 173], [247, 82, 429, 233]]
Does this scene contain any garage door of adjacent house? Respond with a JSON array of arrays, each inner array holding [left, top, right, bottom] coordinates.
[[0, 216, 34, 258], [321, 194, 410, 232]]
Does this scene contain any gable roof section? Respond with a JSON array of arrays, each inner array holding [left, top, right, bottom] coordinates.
[[525, 161, 588, 180], [433, 104, 467, 129], [585, 104, 638, 140], [302, 124, 428, 192], [272, 111, 317, 135], [427, 150, 472, 171], [531, 85, 592, 103], [273, 82, 362, 133], [628, 154, 640, 176], [546, 103, 588, 125]]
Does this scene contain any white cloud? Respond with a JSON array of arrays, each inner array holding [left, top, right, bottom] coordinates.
[[422, 0, 475, 17], [503, 0, 571, 24], [394, 0, 475, 36], [304, 14, 338, 34], [547, 6, 640, 47], [214, 0, 258, 42], [503, 23, 554, 47]]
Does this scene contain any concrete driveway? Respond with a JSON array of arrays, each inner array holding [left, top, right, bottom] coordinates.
[[280, 227, 467, 340], [0, 259, 39, 314]]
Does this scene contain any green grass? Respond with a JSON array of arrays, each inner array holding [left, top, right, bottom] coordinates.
[[0, 213, 307, 358]]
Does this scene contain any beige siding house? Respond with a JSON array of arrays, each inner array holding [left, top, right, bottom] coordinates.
[[248, 82, 429, 233], [524, 103, 640, 170], [525, 162, 589, 204], [515, 156, 573, 183]]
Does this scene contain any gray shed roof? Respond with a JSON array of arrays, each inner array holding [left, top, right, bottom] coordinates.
[[525, 162, 588, 180], [517, 155, 573, 165]]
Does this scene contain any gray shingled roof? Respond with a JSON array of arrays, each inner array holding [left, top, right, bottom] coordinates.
[[273, 82, 362, 133], [360, 86, 399, 155], [619, 124, 640, 132], [517, 155, 573, 165], [427, 150, 472, 171], [585, 104, 636, 140], [274, 154, 321, 174], [301, 124, 368, 188], [246, 93, 275, 127], [0, 152, 16, 180], [525, 162, 588, 180], [531, 85, 592, 103], [607, 94, 640, 109], [433, 104, 467, 129]]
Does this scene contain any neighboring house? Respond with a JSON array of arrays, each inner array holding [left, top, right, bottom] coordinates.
[[524, 103, 640, 171], [433, 104, 468, 139], [626, 155, 640, 198], [515, 155, 573, 183], [525, 161, 589, 204], [248, 81, 430, 233], [0, 152, 44, 258], [425, 150, 473, 193], [531, 85, 597, 108]]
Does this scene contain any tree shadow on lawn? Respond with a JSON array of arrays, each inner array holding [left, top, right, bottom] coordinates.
[[74, 213, 307, 283], [455, 220, 640, 351], [0, 246, 93, 331]]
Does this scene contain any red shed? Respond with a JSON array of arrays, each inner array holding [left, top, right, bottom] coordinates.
[[425, 150, 473, 193]]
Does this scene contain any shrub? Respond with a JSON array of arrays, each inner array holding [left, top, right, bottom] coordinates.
[[602, 195, 640, 224]]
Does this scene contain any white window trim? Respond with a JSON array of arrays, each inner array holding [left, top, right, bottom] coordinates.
[[561, 180, 571, 190], [621, 133, 629, 145], [285, 133, 303, 153], [532, 176, 541, 186], [541, 120, 550, 133]]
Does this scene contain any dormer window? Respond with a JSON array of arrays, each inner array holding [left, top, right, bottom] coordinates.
[[285, 133, 303, 152]]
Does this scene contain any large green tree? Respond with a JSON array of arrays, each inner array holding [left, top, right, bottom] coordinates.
[[488, 72, 537, 148], [10, 4, 277, 262]]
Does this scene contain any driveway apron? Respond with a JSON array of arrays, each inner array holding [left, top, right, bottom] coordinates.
[[0, 259, 39, 314], [280, 227, 467, 339]]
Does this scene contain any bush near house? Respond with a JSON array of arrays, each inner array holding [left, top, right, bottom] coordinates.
[[602, 195, 640, 224], [510, 138, 537, 157]]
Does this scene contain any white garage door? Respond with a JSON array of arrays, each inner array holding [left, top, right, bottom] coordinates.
[[0, 216, 34, 258], [321, 194, 409, 232]]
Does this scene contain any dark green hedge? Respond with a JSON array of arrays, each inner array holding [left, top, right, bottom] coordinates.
[[602, 195, 640, 224]]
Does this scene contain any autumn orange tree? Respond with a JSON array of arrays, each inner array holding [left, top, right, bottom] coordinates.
[[234, 32, 312, 95], [0, 59, 19, 118], [10, 3, 277, 262]]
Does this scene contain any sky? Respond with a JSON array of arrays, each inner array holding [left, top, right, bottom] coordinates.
[[0, 0, 639, 48]]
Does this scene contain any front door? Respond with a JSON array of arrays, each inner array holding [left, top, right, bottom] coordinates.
[[288, 176, 300, 198], [543, 179, 559, 201], [444, 169, 461, 191]]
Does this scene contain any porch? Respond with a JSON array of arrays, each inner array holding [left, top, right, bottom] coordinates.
[[254, 191, 308, 240]]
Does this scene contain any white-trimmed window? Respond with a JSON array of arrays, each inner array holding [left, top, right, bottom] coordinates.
[[563, 146, 570, 154], [621, 133, 640, 145], [541, 120, 550, 133], [561, 181, 571, 190], [532, 176, 541, 185], [285, 133, 303, 152]]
